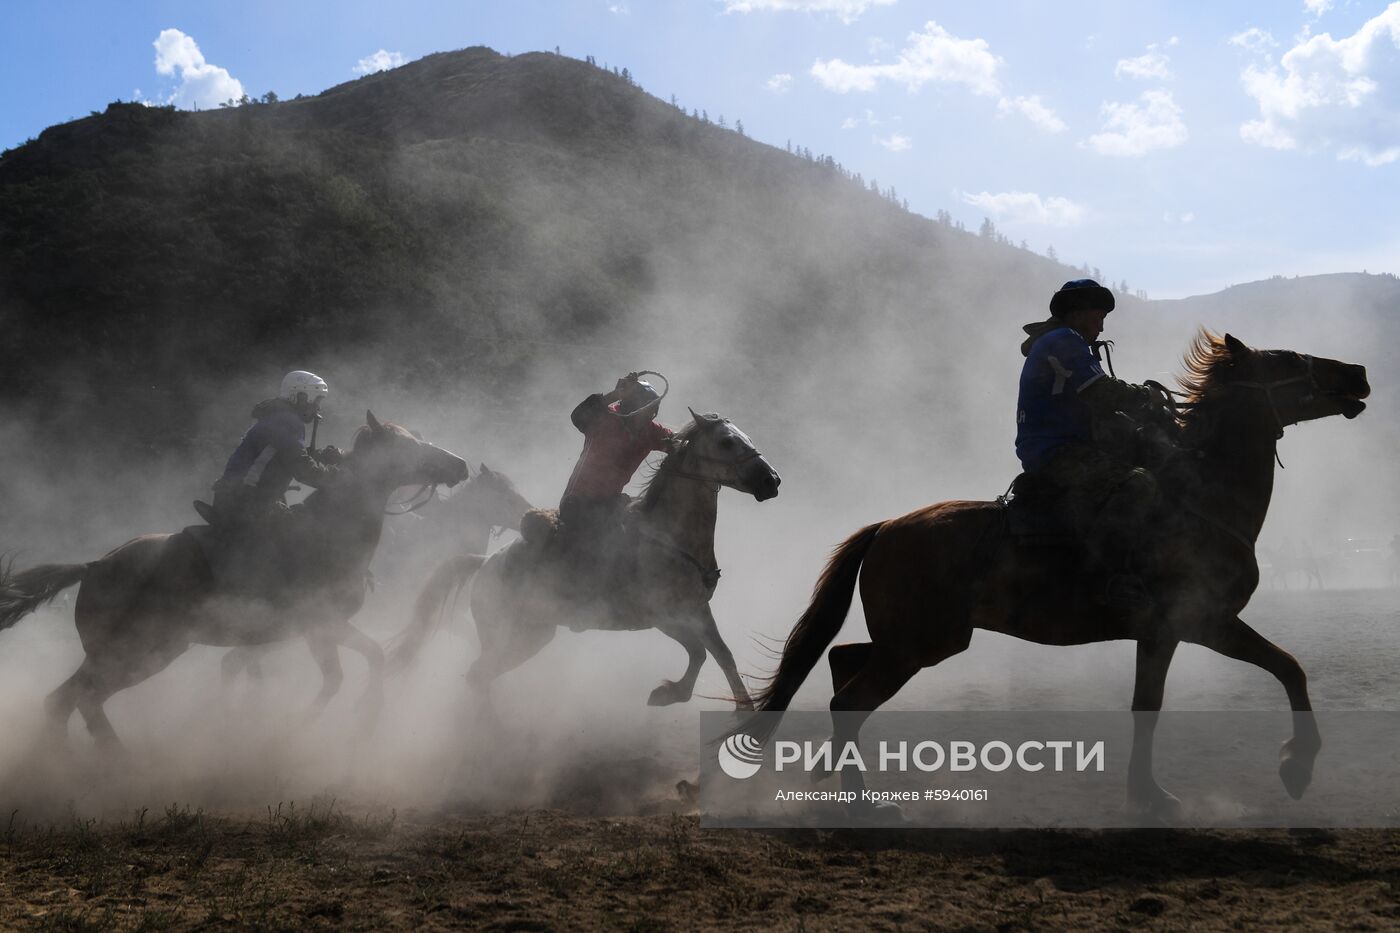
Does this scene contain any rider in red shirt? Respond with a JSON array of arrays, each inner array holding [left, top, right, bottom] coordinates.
[[560, 373, 675, 543]]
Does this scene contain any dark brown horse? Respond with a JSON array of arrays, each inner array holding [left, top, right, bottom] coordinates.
[[751, 333, 1369, 818], [218, 461, 532, 686], [0, 412, 468, 749]]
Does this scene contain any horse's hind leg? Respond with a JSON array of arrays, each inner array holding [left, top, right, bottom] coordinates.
[[825, 648, 921, 808], [44, 662, 93, 746], [220, 647, 266, 688], [1128, 638, 1181, 817], [1192, 616, 1319, 799], [73, 642, 189, 753], [828, 642, 873, 696]]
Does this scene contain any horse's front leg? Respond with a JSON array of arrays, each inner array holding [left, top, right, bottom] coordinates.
[[648, 620, 707, 707], [1192, 615, 1319, 799], [1128, 637, 1181, 818], [697, 605, 752, 710]]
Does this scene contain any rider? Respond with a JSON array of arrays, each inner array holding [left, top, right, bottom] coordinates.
[[211, 370, 344, 524], [559, 373, 675, 549], [1015, 279, 1160, 608]]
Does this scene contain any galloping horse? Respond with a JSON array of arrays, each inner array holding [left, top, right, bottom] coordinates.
[[0, 412, 468, 749], [219, 462, 532, 686], [750, 333, 1368, 817], [393, 411, 781, 710]]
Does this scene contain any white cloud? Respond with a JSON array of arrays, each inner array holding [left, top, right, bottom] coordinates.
[[1163, 210, 1196, 224], [1085, 89, 1188, 156], [721, 0, 895, 24], [153, 29, 244, 109], [1115, 49, 1173, 80], [996, 94, 1066, 133], [875, 132, 911, 151], [353, 49, 405, 75], [841, 108, 881, 129], [766, 73, 794, 94], [959, 190, 1087, 227], [810, 20, 1001, 94], [1305, 0, 1334, 17], [608, 3, 630, 12], [1230, 27, 1277, 51], [1239, 4, 1400, 165]]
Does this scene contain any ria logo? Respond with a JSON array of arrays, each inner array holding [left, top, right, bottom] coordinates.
[[718, 733, 764, 779]]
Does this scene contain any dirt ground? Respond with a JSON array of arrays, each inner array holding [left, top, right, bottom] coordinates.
[[2, 802, 1399, 931]]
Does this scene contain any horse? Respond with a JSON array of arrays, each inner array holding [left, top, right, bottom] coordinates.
[[747, 332, 1369, 819], [218, 461, 533, 686], [392, 410, 781, 711], [0, 412, 468, 750]]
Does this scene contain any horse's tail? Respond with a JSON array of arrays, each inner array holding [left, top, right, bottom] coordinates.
[[387, 553, 486, 674], [747, 522, 884, 739], [0, 561, 90, 632]]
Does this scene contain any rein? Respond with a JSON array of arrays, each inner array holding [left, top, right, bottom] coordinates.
[[637, 529, 722, 589], [385, 483, 439, 516]]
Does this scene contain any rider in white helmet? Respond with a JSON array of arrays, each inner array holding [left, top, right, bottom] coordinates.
[[211, 370, 343, 520]]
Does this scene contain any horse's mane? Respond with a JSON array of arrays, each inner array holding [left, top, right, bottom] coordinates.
[[1176, 328, 1233, 407], [349, 420, 409, 454], [638, 420, 704, 512]]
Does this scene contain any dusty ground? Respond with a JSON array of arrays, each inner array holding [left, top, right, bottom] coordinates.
[[2, 802, 1399, 931]]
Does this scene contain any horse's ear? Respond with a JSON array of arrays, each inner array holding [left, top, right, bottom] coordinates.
[[1224, 333, 1249, 357], [480, 463, 492, 476], [366, 410, 383, 431], [688, 406, 701, 424]]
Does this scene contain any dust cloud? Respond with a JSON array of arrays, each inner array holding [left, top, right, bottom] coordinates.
[[0, 54, 1393, 823]]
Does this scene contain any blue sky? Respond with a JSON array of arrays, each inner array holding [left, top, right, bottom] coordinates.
[[2, 0, 1397, 297]]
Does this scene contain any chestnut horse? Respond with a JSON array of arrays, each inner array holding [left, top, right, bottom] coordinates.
[[0, 412, 468, 749], [752, 333, 1369, 818]]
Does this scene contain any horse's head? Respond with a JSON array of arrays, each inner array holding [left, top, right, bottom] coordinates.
[[1208, 333, 1370, 430], [675, 409, 781, 501], [462, 463, 534, 531], [349, 411, 469, 491]]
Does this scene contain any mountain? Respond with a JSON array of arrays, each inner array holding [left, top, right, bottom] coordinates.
[[0, 46, 1079, 451], [1, 46, 1390, 554]]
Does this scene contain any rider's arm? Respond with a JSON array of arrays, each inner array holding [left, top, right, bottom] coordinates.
[[570, 394, 610, 432], [1080, 376, 1153, 418], [287, 449, 341, 488], [650, 424, 676, 454]]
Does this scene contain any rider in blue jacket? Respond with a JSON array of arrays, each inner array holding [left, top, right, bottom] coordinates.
[[212, 371, 342, 520], [1016, 280, 1158, 608]]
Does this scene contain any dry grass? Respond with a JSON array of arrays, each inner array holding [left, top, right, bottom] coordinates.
[[1, 804, 1398, 930]]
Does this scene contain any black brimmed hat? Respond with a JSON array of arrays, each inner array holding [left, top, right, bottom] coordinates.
[[1049, 279, 1115, 317]]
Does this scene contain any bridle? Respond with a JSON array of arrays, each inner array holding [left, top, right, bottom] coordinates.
[[1231, 354, 1320, 441], [659, 428, 766, 488], [385, 482, 439, 515]]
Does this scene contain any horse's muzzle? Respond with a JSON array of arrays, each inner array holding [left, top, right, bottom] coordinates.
[[745, 461, 781, 501]]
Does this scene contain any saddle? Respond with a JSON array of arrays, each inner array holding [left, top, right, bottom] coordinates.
[[515, 506, 638, 611], [183, 498, 318, 602], [1001, 473, 1077, 548]]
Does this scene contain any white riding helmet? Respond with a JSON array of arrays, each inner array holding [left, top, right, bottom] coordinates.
[[280, 371, 329, 406]]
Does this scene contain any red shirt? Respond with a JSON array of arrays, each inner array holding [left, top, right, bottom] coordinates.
[[562, 395, 673, 500]]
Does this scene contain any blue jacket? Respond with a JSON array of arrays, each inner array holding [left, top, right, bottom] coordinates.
[[1015, 327, 1106, 472], [220, 399, 336, 501]]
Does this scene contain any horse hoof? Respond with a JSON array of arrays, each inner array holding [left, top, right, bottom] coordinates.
[[1128, 788, 1182, 822], [1279, 756, 1313, 800], [647, 682, 690, 706]]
